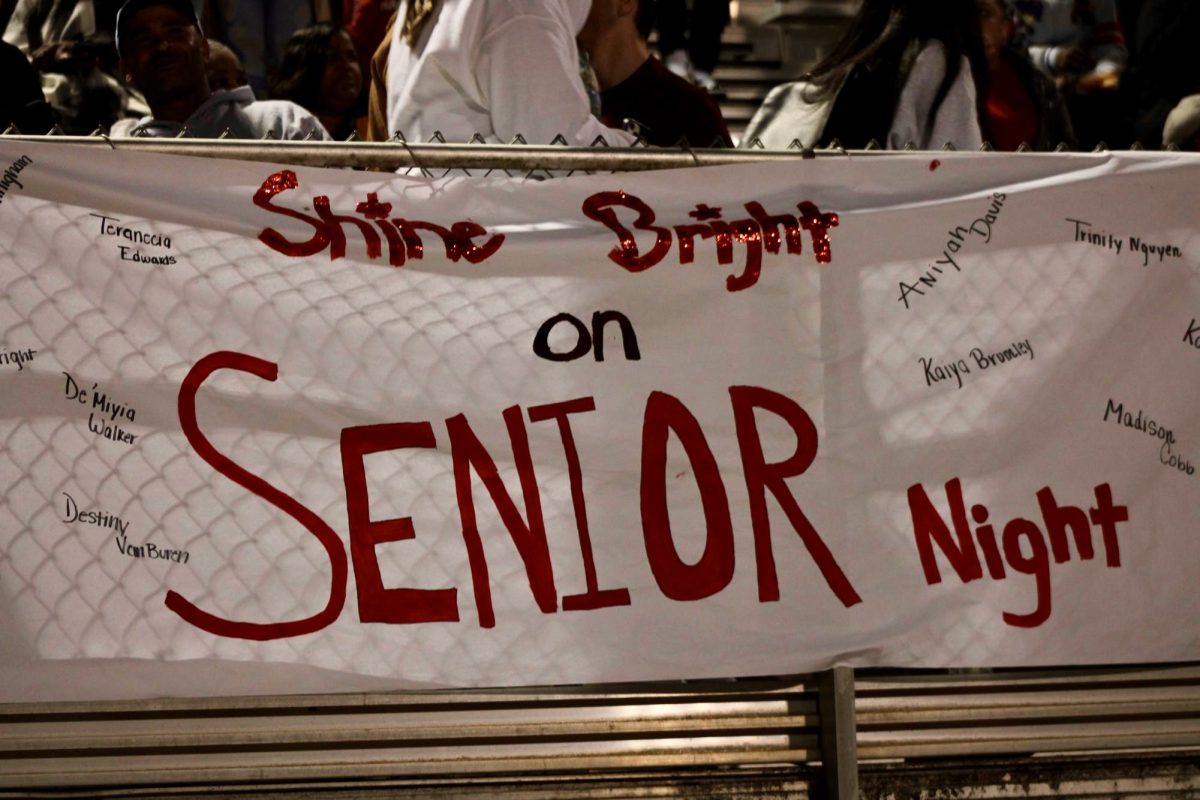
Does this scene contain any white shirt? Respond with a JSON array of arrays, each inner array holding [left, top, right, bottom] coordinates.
[[110, 86, 330, 140], [888, 42, 983, 151], [384, 0, 633, 145]]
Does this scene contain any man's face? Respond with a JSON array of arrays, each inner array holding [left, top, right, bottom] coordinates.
[[120, 5, 209, 103]]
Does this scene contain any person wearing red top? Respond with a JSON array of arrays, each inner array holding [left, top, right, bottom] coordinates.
[[980, 0, 1076, 149]]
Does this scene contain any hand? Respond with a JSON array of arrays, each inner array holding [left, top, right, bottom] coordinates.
[[30, 41, 97, 75], [1054, 46, 1094, 75], [1074, 70, 1120, 94]]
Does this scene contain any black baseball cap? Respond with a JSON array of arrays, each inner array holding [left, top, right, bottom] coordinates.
[[115, 0, 202, 57]]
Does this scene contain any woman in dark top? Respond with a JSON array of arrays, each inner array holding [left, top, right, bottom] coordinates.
[[271, 23, 363, 140]]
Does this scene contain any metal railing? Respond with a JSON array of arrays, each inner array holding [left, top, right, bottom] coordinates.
[[3, 130, 1164, 175]]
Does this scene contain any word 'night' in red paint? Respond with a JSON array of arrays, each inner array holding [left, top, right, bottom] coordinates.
[[908, 478, 1128, 627], [581, 191, 839, 292], [253, 170, 506, 265], [168, 350, 862, 641]]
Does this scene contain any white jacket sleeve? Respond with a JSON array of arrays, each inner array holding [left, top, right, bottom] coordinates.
[[888, 41, 982, 151], [476, 15, 633, 146]]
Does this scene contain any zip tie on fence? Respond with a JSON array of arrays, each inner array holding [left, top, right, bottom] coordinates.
[[218, 128, 233, 139], [901, 140, 916, 151], [622, 117, 648, 141], [1093, 141, 1109, 152], [398, 132, 433, 178], [979, 141, 994, 151], [88, 126, 116, 151], [1055, 141, 1070, 151], [675, 137, 701, 168], [786, 139, 816, 159], [48, 124, 65, 136], [344, 131, 359, 142], [942, 141, 957, 151], [827, 138, 849, 156], [1016, 142, 1031, 152]]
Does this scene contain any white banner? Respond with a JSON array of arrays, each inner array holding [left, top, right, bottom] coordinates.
[[1, 141, 1198, 702]]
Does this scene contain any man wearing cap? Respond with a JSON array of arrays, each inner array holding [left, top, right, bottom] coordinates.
[[109, 0, 330, 139]]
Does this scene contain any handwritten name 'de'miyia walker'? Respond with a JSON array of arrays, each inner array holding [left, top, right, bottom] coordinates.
[[251, 171, 839, 292]]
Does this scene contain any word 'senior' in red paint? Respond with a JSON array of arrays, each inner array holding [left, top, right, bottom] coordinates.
[[169, 350, 863, 641]]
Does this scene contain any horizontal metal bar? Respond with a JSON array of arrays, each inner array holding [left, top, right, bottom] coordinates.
[[0, 135, 956, 172], [0, 675, 818, 717], [0, 744, 820, 789], [858, 718, 1200, 759]]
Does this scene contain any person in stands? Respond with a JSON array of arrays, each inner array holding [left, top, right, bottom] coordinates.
[[4, 0, 146, 133], [979, 0, 1075, 150], [654, 0, 729, 93], [1123, 0, 1200, 148], [1, 39, 57, 133], [206, 39, 247, 92], [1012, 0, 1127, 147], [577, 0, 731, 146], [366, 0, 632, 144], [1015, 0, 1126, 90], [742, 0, 988, 150], [109, 0, 329, 139], [271, 23, 363, 140]]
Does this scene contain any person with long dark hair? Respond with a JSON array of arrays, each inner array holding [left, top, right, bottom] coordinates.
[[743, 0, 990, 150], [271, 22, 362, 140]]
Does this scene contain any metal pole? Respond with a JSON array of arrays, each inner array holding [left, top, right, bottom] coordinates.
[[819, 666, 859, 800], [0, 135, 913, 172]]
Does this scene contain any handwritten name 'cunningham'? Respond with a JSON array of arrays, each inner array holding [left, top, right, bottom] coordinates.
[[0, 155, 32, 205]]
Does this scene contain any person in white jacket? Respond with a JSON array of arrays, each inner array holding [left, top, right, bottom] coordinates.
[[375, 0, 633, 145]]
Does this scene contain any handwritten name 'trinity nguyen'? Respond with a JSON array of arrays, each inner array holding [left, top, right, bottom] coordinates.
[[252, 171, 840, 292], [1067, 218, 1182, 266]]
